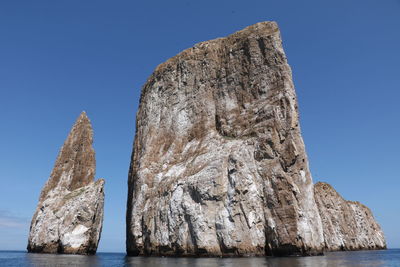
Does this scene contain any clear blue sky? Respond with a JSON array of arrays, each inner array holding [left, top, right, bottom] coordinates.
[[0, 0, 399, 252]]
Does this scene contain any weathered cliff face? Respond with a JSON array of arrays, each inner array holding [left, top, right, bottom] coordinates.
[[126, 21, 325, 256], [28, 112, 104, 255], [314, 182, 386, 251]]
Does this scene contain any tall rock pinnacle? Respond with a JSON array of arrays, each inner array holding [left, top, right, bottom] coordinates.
[[126, 21, 325, 256], [39, 112, 95, 202], [28, 112, 104, 255]]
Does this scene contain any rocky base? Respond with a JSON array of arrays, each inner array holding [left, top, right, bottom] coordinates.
[[28, 180, 104, 255]]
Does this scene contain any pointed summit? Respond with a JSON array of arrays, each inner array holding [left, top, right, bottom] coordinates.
[[77, 111, 90, 123], [28, 112, 104, 255], [39, 112, 95, 201]]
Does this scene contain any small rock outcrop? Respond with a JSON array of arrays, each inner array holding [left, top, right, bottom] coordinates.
[[314, 182, 386, 251], [28, 112, 104, 255], [126, 21, 325, 257]]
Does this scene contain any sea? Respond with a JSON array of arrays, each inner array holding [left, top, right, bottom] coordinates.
[[0, 249, 399, 267]]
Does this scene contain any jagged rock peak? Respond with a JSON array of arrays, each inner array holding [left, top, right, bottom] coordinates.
[[28, 112, 104, 255], [39, 111, 95, 202], [314, 182, 386, 251], [127, 21, 325, 257]]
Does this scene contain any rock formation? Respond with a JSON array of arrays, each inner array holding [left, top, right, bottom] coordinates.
[[126, 21, 326, 256], [28, 112, 104, 255], [314, 182, 386, 251]]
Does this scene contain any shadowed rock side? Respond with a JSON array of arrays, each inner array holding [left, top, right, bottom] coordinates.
[[126, 21, 325, 257], [314, 182, 386, 251], [28, 112, 104, 255]]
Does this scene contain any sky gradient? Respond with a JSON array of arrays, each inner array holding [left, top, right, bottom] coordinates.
[[0, 0, 399, 252]]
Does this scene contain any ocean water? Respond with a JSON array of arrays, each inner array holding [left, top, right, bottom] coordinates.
[[0, 249, 399, 267]]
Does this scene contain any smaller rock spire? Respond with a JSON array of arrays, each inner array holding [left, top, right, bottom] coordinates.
[[39, 112, 95, 201], [28, 112, 104, 255]]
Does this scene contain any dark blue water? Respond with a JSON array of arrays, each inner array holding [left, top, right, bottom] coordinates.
[[0, 250, 399, 267]]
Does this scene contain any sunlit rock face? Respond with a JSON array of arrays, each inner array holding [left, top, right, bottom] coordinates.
[[314, 182, 386, 251], [126, 21, 326, 257], [28, 112, 104, 255]]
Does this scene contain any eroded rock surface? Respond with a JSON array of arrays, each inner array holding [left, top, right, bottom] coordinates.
[[28, 112, 104, 255], [314, 182, 386, 251], [126, 21, 325, 256]]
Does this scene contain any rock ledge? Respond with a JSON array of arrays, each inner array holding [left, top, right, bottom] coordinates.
[[314, 182, 386, 251]]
